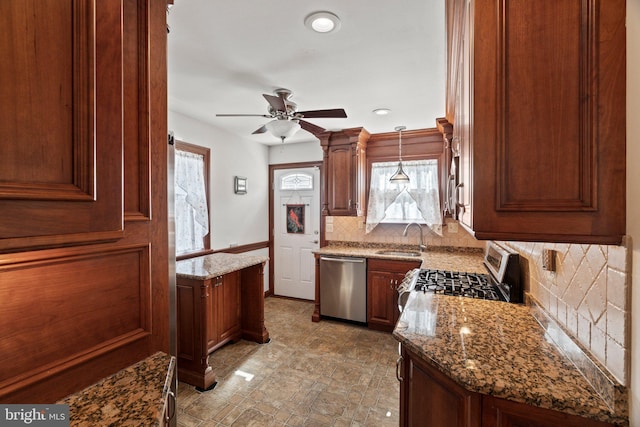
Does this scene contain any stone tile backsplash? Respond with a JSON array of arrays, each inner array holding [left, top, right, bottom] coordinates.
[[326, 216, 630, 385], [325, 216, 485, 249], [500, 239, 631, 385]]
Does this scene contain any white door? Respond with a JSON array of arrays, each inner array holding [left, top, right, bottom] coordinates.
[[273, 167, 320, 300]]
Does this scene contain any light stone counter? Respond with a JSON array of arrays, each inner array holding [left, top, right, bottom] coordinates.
[[393, 292, 628, 425], [59, 352, 175, 426], [176, 252, 268, 280]]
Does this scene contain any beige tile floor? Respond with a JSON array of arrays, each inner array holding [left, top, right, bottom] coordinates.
[[177, 297, 400, 426]]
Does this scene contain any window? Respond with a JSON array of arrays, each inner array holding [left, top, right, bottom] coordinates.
[[365, 159, 442, 234], [175, 141, 210, 256], [280, 172, 314, 190]]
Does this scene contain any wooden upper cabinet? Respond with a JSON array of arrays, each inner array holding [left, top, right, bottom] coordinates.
[[448, 0, 626, 244], [320, 128, 370, 216], [0, 0, 124, 252]]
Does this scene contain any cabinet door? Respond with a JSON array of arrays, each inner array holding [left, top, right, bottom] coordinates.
[[0, 0, 124, 251], [467, 0, 625, 244], [400, 346, 481, 427], [367, 270, 397, 330], [206, 278, 219, 351], [482, 395, 614, 427], [218, 271, 242, 343], [368, 259, 421, 331], [326, 145, 356, 215]]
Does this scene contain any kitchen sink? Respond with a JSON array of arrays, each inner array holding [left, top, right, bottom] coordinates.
[[376, 250, 422, 257]]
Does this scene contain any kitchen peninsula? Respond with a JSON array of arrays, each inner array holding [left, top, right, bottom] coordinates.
[[394, 292, 629, 426], [176, 253, 270, 390]]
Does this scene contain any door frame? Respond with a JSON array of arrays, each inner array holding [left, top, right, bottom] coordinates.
[[268, 161, 324, 297]]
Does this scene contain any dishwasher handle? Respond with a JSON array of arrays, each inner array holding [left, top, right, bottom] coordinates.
[[320, 257, 365, 264]]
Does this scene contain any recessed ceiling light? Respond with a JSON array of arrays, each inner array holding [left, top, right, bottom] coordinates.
[[305, 11, 341, 33], [373, 108, 391, 116]]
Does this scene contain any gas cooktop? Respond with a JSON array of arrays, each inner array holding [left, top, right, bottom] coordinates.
[[407, 242, 522, 304]]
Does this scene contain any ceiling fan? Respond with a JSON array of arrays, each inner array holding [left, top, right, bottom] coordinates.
[[216, 88, 347, 142]]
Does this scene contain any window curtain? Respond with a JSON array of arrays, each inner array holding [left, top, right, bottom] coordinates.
[[365, 159, 442, 235], [175, 150, 209, 254]]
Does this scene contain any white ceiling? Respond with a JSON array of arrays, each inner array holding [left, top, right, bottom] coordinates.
[[167, 1, 446, 145]]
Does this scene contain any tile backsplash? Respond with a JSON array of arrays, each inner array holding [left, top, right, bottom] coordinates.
[[500, 239, 631, 385], [326, 216, 631, 385], [325, 216, 485, 249]]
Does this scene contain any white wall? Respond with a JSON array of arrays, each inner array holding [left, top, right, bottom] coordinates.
[[169, 110, 270, 250], [269, 140, 323, 165], [628, 0, 640, 423]]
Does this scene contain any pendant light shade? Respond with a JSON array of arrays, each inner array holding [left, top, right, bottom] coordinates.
[[390, 126, 410, 183]]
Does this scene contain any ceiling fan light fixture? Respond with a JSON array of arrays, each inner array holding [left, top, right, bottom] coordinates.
[[265, 119, 301, 141], [305, 11, 341, 33]]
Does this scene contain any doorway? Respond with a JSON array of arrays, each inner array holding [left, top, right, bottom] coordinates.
[[270, 163, 321, 300]]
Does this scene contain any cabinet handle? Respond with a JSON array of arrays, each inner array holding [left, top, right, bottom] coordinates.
[[396, 356, 404, 382], [165, 390, 176, 424], [348, 199, 352, 209]]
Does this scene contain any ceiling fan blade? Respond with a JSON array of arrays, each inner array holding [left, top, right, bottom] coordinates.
[[263, 94, 287, 112], [298, 120, 326, 136], [252, 125, 267, 134], [216, 114, 272, 117], [297, 108, 347, 118]]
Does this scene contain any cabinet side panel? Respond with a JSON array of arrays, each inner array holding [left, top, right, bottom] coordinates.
[[0, 246, 152, 399]]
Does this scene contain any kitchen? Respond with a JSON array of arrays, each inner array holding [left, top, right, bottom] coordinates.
[[1, 1, 640, 427]]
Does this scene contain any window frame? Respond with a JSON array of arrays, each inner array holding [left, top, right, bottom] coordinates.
[[175, 140, 211, 260]]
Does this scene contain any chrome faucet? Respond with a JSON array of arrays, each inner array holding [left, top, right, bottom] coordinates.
[[403, 222, 427, 252]]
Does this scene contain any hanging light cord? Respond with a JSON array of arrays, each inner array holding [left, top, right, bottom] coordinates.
[[395, 125, 406, 161]]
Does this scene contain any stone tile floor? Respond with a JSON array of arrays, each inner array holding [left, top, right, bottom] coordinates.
[[177, 297, 400, 426]]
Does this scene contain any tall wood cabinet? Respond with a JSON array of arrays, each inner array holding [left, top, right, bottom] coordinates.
[[446, 0, 626, 244], [367, 259, 421, 332], [0, 0, 170, 402], [319, 128, 370, 216]]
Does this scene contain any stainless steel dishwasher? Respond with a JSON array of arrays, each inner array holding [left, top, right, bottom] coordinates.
[[319, 256, 367, 323]]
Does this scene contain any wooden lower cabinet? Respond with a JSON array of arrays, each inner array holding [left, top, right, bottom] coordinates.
[[400, 345, 481, 427], [206, 271, 242, 353], [482, 395, 615, 427], [368, 259, 421, 332], [177, 263, 269, 390], [399, 345, 615, 427]]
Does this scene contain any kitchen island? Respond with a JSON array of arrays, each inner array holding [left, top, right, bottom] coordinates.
[[176, 252, 269, 390], [393, 291, 629, 426]]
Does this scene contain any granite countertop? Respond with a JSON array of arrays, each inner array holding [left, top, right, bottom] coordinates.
[[176, 252, 268, 280], [59, 352, 175, 426], [314, 242, 486, 273], [393, 292, 629, 425]]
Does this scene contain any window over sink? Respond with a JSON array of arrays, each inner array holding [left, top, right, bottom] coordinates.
[[365, 159, 442, 235]]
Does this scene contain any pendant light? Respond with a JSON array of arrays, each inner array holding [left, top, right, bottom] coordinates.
[[389, 126, 410, 183]]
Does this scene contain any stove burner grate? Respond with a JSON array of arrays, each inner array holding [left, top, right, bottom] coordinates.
[[414, 269, 504, 301]]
